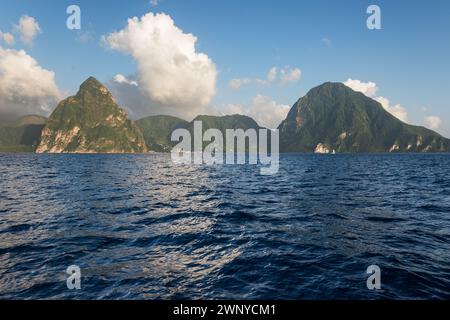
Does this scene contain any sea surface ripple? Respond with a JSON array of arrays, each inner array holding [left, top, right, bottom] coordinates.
[[0, 153, 449, 299]]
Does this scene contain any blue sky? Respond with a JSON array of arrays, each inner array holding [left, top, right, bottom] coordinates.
[[0, 0, 449, 135]]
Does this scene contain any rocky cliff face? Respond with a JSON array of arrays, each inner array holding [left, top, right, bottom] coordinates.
[[36, 77, 147, 153], [30, 79, 450, 154], [279, 82, 450, 153]]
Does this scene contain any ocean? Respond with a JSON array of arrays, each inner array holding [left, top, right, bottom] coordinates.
[[0, 153, 449, 299]]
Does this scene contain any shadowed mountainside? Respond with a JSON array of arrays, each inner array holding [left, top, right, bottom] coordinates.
[[36, 77, 147, 153], [279, 82, 450, 153], [0, 115, 47, 152], [1, 80, 448, 154]]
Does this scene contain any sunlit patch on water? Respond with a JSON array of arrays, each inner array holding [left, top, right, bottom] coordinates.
[[0, 153, 449, 299]]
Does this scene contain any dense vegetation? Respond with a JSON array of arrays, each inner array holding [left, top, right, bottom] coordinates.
[[0, 115, 46, 152], [1, 80, 449, 154], [279, 82, 450, 152], [36, 77, 147, 153], [136, 115, 189, 152]]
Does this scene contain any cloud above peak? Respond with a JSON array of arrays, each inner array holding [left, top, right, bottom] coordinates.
[[0, 47, 61, 120], [343, 78, 378, 98], [279, 67, 301, 85], [267, 67, 277, 82], [229, 66, 301, 90], [222, 95, 290, 129], [423, 116, 442, 130], [343, 78, 408, 123], [0, 31, 15, 46], [113, 74, 138, 87], [103, 12, 217, 119], [15, 15, 41, 46], [229, 78, 252, 90]]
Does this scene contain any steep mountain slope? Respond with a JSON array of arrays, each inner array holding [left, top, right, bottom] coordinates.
[[36, 77, 147, 153], [190, 115, 267, 152], [0, 115, 47, 152], [136, 114, 266, 152], [279, 82, 450, 153], [190, 114, 262, 133], [136, 115, 189, 152]]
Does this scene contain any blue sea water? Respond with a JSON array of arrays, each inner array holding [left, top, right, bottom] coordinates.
[[0, 153, 449, 299]]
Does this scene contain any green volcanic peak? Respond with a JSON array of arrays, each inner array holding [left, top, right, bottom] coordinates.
[[192, 114, 261, 131], [279, 82, 450, 153], [80, 76, 104, 89], [188, 114, 267, 152], [136, 114, 264, 152], [136, 115, 189, 152], [2, 79, 449, 154], [36, 77, 147, 153]]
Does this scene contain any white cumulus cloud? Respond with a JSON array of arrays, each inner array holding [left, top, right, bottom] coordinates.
[[15, 15, 41, 46], [423, 116, 442, 130], [266, 67, 277, 82], [229, 78, 252, 90], [229, 66, 301, 90], [374, 96, 408, 123], [343, 78, 378, 98], [0, 47, 61, 120], [254, 67, 279, 85], [344, 78, 408, 123], [103, 12, 217, 119], [0, 31, 15, 45], [279, 67, 301, 85], [107, 74, 219, 120], [222, 95, 290, 129], [113, 74, 138, 86]]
